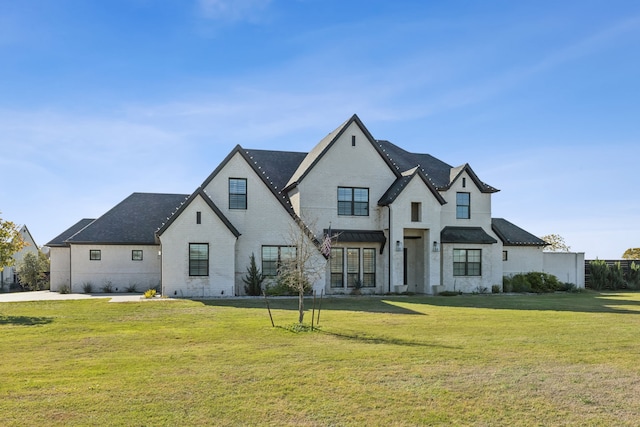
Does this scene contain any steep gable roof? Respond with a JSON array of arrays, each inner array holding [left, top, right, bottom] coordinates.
[[46, 218, 95, 247], [378, 168, 447, 206], [157, 188, 240, 238], [445, 163, 499, 193], [67, 193, 189, 245], [285, 114, 400, 189], [375, 140, 499, 193], [491, 218, 547, 246], [200, 144, 306, 217]]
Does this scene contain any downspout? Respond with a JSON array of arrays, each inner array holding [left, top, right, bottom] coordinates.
[[68, 245, 72, 292], [388, 205, 392, 293]]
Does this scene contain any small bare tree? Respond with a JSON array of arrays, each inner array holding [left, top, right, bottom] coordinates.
[[277, 217, 327, 324]]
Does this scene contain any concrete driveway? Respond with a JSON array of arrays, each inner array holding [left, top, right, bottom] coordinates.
[[0, 290, 151, 303]]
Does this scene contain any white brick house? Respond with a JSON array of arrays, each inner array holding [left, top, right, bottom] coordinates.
[[47, 114, 584, 296]]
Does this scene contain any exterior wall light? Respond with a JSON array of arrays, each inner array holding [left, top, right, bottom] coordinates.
[[396, 240, 403, 252], [432, 241, 439, 252]]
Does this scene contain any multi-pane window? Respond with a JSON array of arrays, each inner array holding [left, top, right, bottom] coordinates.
[[337, 187, 369, 216], [453, 249, 481, 276], [347, 248, 360, 287], [262, 246, 297, 277], [503, 251, 508, 261], [132, 250, 143, 261], [456, 192, 470, 219], [363, 249, 375, 287], [330, 248, 344, 288], [189, 243, 209, 276], [89, 249, 101, 261], [229, 178, 247, 209], [411, 202, 421, 222]]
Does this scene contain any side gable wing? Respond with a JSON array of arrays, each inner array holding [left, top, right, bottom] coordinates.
[[157, 188, 240, 238]]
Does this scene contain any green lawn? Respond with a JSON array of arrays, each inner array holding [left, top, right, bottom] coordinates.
[[1, 292, 640, 426]]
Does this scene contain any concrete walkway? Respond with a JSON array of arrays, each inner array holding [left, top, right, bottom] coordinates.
[[0, 290, 154, 303]]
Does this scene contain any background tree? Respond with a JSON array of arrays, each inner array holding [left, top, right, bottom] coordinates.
[[278, 218, 327, 324], [622, 248, 640, 260], [0, 214, 26, 272], [16, 251, 48, 291], [541, 234, 571, 252], [242, 253, 264, 296]]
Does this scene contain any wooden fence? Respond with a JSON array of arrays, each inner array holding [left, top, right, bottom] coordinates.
[[584, 259, 638, 288]]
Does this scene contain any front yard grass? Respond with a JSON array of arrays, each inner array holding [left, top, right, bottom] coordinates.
[[1, 291, 639, 426]]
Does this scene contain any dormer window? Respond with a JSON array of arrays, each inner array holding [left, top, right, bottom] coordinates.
[[456, 192, 470, 219]]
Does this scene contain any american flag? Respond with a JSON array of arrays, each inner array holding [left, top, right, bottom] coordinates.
[[321, 225, 332, 257]]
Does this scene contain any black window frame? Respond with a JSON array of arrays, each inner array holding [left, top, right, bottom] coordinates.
[[229, 178, 247, 210], [189, 243, 209, 276], [411, 202, 421, 222], [132, 250, 143, 261], [362, 248, 376, 287], [337, 187, 369, 216], [453, 249, 482, 276], [330, 248, 344, 288], [89, 249, 101, 261], [261, 245, 297, 278], [456, 192, 471, 219]]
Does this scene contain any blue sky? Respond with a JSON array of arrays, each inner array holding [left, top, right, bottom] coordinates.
[[1, 0, 638, 259]]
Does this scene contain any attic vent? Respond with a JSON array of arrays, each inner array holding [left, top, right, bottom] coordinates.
[[352, 135, 356, 147], [462, 177, 466, 188]]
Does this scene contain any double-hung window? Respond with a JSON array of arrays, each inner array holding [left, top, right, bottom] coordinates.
[[347, 248, 360, 287], [229, 178, 247, 209], [456, 192, 470, 219], [338, 187, 369, 216], [362, 248, 376, 287], [453, 249, 481, 276], [189, 243, 209, 276], [262, 246, 297, 277], [89, 249, 101, 261], [330, 248, 344, 288]]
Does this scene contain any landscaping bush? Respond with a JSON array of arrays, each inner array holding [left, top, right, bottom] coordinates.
[[101, 281, 114, 293], [144, 289, 156, 298], [503, 272, 561, 293], [627, 262, 640, 290], [589, 259, 608, 290], [82, 282, 93, 293], [608, 262, 626, 290]]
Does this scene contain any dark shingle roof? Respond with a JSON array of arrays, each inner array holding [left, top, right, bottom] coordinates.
[[378, 169, 447, 206], [67, 193, 189, 244], [46, 218, 95, 247], [375, 140, 499, 193], [157, 188, 240, 238], [243, 149, 307, 195], [491, 218, 547, 246], [441, 226, 498, 244]]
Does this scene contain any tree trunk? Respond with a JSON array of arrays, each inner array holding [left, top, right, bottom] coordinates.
[[298, 290, 305, 324]]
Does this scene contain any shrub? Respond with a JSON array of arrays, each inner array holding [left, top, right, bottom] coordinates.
[[503, 272, 561, 293], [492, 285, 501, 294], [242, 253, 264, 296], [608, 262, 626, 290], [264, 281, 297, 296], [589, 260, 608, 290], [101, 281, 114, 293], [82, 282, 93, 293], [59, 284, 71, 294], [627, 262, 640, 290], [439, 291, 461, 296], [125, 283, 138, 293], [144, 289, 156, 298]]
